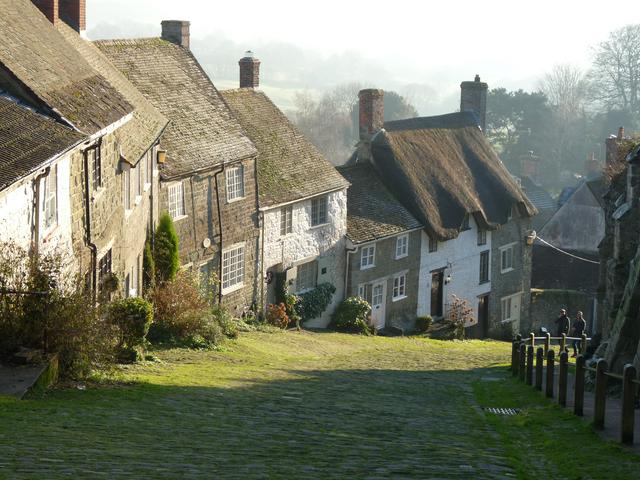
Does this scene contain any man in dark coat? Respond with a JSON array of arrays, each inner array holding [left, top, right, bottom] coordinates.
[[555, 309, 570, 338], [571, 311, 587, 357]]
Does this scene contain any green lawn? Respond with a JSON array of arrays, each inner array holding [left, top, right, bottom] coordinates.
[[0, 331, 638, 479]]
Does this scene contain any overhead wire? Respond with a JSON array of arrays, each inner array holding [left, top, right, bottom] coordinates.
[[534, 235, 600, 265]]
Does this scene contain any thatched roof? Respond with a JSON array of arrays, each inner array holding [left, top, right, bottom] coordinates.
[[367, 112, 537, 241]]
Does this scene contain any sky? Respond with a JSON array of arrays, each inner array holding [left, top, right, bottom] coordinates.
[[87, 0, 640, 114]]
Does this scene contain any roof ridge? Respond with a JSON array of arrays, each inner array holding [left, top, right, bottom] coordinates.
[[94, 37, 165, 46]]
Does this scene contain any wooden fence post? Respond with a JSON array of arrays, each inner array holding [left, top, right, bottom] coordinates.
[[574, 355, 585, 416], [544, 332, 551, 355], [511, 340, 519, 376], [621, 364, 636, 445], [560, 333, 566, 354], [526, 345, 534, 386], [593, 359, 608, 430], [519, 344, 526, 382], [581, 333, 587, 354], [558, 351, 568, 407], [535, 347, 544, 391], [546, 349, 555, 398]]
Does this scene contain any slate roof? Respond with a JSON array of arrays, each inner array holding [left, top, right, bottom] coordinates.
[[0, 94, 85, 192], [519, 176, 556, 211], [0, 0, 132, 134], [96, 39, 256, 179], [221, 88, 350, 208], [56, 24, 168, 165], [363, 112, 537, 241], [338, 164, 422, 244], [586, 177, 607, 208]]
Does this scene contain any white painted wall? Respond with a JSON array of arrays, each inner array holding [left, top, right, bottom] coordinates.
[[417, 216, 492, 323], [263, 189, 348, 327]]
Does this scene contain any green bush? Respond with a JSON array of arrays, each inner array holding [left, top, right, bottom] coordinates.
[[212, 304, 238, 339], [154, 213, 179, 283], [416, 315, 433, 333], [109, 298, 153, 351], [331, 297, 372, 335], [297, 283, 336, 322], [142, 240, 155, 292]]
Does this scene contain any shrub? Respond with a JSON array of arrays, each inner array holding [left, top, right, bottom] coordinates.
[[266, 303, 290, 329], [331, 297, 372, 335], [415, 315, 433, 333], [142, 240, 155, 292], [108, 297, 153, 350], [212, 304, 238, 339], [444, 294, 473, 340], [297, 283, 336, 322], [154, 212, 179, 283]]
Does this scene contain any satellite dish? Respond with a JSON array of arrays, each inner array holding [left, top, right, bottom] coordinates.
[[202, 238, 211, 249]]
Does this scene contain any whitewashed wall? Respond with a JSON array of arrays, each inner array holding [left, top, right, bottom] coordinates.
[[263, 189, 347, 327], [417, 216, 492, 323]]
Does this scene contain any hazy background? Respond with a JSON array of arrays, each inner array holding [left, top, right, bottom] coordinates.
[[87, 0, 640, 115]]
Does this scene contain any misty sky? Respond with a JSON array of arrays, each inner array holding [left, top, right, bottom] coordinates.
[[87, 0, 640, 114]]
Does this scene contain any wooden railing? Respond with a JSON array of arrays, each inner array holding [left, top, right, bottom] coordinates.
[[511, 333, 640, 445]]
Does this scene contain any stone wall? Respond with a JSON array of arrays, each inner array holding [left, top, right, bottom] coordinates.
[[528, 288, 593, 336], [346, 230, 422, 332]]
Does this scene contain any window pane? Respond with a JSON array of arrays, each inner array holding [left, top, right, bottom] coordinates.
[[222, 245, 245, 290], [169, 182, 184, 218], [311, 196, 327, 226], [296, 260, 317, 292], [226, 166, 244, 201], [280, 205, 293, 235]]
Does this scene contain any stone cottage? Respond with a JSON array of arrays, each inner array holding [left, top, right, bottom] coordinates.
[[338, 164, 423, 332], [0, 0, 168, 300], [221, 53, 349, 327], [97, 23, 261, 314], [350, 85, 536, 338]]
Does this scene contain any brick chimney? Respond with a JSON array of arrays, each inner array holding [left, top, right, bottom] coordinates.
[[460, 74, 488, 131], [358, 89, 384, 141], [161, 20, 190, 49], [59, 0, 86, 34], [239, 51, 260, 88], [32, 0, 59, 25], [606, 126, 626, 165]]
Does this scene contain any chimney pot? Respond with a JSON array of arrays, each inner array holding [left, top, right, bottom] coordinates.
[[358, 89, 384, 141], [460, 75, 488, 132], [618, 126, 625, 140], [239, 52, 261, 88], [32, 0, 59, 25], [161, 20, 191, 49]]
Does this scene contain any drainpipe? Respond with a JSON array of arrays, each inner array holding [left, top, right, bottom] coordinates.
[[31, 167, 50, 258], [259, 210, 266, 313], [344, 244, 358, 299], [213, 165, 225, 304], [83, 150, 98, 303], [190, 175, 198, 256]]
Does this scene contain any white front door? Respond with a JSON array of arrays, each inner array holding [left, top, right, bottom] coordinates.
[[370, 281, 386, 330]]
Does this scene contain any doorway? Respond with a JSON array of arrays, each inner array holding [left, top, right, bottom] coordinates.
[[431, 271, 444, 318], [370, 281, 386, 330]]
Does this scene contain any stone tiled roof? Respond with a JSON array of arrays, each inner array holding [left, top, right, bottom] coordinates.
[[0, 95, 85, 191], [363, 112, 537, 241], [56, 24, 168, 165], [220, 88, 350, 207], [96, 39, 257, 179], [519, 176, 556, 211], [338, 164, 422, 244], [0, 0, 132, 134]]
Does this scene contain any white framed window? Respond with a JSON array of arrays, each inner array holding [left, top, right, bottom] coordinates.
[[428, 236, 437, 253], [296, 260, 318, 292], [122, 165, 131, 211], [311, 196, 328, 226], [222, 243, 245, 292], [43, 165, 57, 230], [226, 165, 244, 202], [501, 293, 521, 323], [360, 244, 375, 269], [168, 182, 185, 219], [280, 205, 293, 236], [477, 229, 487, 246], [392, 273, 407, 300], [135, 164, 142, 199], [501, 296, 512, 322], [500, 243, 515, 273], [357, 283, 373, 304], [395, 234, 408, 259]]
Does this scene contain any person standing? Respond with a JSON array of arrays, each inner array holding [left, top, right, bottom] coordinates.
[[571, 311, 587, 357], [555, 309, 570, 338]]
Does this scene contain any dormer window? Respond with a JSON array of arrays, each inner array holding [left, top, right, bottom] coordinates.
[[90, 143, 102, 191], [43, 165, 57, 230], [461, 214, 470, 231], [226, 165, 245, 202]]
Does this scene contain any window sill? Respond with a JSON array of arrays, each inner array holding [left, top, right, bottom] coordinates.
[[360, 264, 375, 271], [134, 195, 142, 206], [227, 196, 245, 204], [501, 267, 514, 274], [479, 280, 490, 285], [221, 282, 244, 295], [172, 214, 188, 222], [392, 295, 407, 302], [501, 318, 513, 324], [144, 183, 151, 192], [309, 222, 329, 230], [92, 186, 105, 203], [41, 224, 59, 243], [395, 253, 408, 260]]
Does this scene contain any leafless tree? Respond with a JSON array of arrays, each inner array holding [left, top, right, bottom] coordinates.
[[589, 24, 640, 113], [540, 64, 589, 117]]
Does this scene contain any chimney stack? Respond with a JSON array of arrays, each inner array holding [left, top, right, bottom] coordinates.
[[358, 89, 384, 141], [460, 74, 488, 132], [161, 20, 190, 49], [618, 126, 625, 140], [239, 51, 260, 88], [606, 126, 626, 165], [32, 0, 59, 25], [59, 0, 85, 34]]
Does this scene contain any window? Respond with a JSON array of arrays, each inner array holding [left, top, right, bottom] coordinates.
[[280, 205, 293, 236], [360, 245, 375, 269], [98, 249, 112, 286], [124, 273, 130, 298], [479, 250, 489, 284], [148, 148, 155, 180], [501, 296, 512, 322], [357, 283, 373, 304], [477, 229, 487, 246], [140, 155, 147, 187], [461, 214, 470, 230], [393, 274, 407, 300], [168, 182, 185, 219], [428, 236, 438, 253], [226, 165, 244, 201], [395, 235, 408, 259], [296, 260, 318, 292], [123, 166, 131, 211], [311, 196, 328, 226], [91, 145, 102, 191], [222, 243, 244, 292], [130, 255, 140, 297], [135, 164, 142, 198], [500, 244, 515, 273], [43, 165, 57, 229]]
